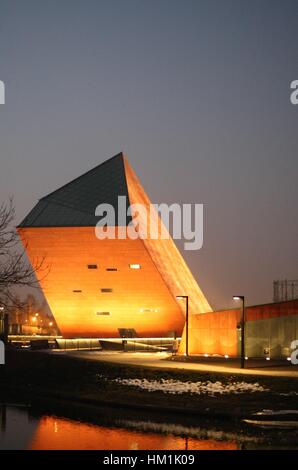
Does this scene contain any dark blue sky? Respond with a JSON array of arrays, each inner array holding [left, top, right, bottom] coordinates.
[[0, 0, 297, 309]]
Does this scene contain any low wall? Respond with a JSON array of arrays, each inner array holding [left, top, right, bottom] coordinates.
[[56, 338, 102, 350], [178, 309, 240, 356], [178, 299, 298, 358]]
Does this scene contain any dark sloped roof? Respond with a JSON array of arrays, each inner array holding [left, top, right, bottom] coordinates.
[[18, 153, 132, 227]]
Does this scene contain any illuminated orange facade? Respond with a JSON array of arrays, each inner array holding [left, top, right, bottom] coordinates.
[[18, 153, 211, 338], [178, 309, 240, 356]]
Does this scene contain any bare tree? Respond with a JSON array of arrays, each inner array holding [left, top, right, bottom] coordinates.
[[0, 198, 47, 310]]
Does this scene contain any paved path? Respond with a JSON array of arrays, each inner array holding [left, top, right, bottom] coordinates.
[[64, 351, 298, 378]]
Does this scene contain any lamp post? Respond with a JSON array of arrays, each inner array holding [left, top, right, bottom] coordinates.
[[233, 295, 245, 369], [0, 307, 4, 340], [176, 295, 189, 357], [0, 306, 8, 344]]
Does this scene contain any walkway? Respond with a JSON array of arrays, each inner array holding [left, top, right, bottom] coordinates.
[[64, 351, 298, 378]]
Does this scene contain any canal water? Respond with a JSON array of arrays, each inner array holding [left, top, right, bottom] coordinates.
[[0, 404, 296, 450]]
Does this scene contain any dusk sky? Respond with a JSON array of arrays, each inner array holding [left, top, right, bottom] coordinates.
[[0, 0, 297, 310]]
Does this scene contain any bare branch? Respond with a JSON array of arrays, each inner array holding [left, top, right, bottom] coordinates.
[[0, 199, 48, 310]]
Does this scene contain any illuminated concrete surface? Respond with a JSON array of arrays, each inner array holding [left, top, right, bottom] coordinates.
[[18, 227, 186, 337]]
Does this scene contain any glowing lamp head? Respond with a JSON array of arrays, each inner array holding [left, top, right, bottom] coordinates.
[[233, 295, 244, 301]]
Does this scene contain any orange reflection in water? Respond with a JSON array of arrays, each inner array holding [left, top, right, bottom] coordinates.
[[29, 416, 237, 450]]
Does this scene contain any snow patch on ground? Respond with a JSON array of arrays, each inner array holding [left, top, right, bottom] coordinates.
[[256, 409, 298, 415], [244, 419, 298, 429], [112, 378, 269, 395]]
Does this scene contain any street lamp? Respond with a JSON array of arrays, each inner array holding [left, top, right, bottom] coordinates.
[[0, 306, 8, 344], [0, 307, 4, 336], [176, 295, 189, 357], [233, 295, 245, 369]]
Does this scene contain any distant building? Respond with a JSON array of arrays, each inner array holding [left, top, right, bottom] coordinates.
[[18, 153, 211, 338]]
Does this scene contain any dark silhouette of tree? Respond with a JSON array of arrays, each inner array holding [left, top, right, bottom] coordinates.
[[0, 199, 47, 310]]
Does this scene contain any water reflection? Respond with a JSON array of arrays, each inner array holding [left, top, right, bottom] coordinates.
[[0, 405, 237, 450], [30, 415, 237, 450]]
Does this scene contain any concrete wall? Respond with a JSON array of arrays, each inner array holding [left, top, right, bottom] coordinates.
[[246, 314, 298, 358], [178, 309, 240, 356], [178, 299, 298, 358]]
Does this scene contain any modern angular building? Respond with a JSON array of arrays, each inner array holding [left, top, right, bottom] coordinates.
[[18, 153, 211, 338]]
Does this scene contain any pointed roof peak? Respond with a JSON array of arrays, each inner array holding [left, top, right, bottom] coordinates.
[[18, 152, 131, 228], [41, 152, 125, 202]]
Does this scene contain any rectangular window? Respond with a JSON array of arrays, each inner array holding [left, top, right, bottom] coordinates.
[[100, 288, 113, 293], [106, 268, 117, 271], [129, 264, 141, 269], [140, 308, 159, 313], [96, 312, 110, 316], [73, 290, 82, 293], [87, 264, 98, 269]]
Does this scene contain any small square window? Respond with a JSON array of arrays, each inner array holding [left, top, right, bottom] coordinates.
[[87, 264, 98, 269]]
